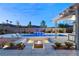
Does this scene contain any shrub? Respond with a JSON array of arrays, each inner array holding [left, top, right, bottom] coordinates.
[[22, 31, 26, 33], [16, 42, 25, 49], [0, 43, 6, 47], [5, 42, 15, 47], [55, 42, 62, 47], [45, 31, 51, 33], [65, 42, 73, 49], [59, 29, 64, 33], [41, 29, 45, 33], [0, 43, 3, 48]]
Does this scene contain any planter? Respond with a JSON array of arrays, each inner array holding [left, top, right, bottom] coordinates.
[[3, 42, 25, 50], [17, 46, 25, 50], [34, 44, 43, 48], [64, 46, 75, 50], [0, 46, 2, 49], [52, 45, 65, 50], [3, 46, 17, 50], [52, 45, 75, 50]]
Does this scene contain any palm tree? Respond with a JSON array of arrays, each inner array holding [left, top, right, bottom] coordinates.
[[16, 21, 20, 33], [6, 20, 9, 24], [10, 21, 12, 24], [16, 21, 20, 27], [40, 20, 47, 28], [27, 21, 32, 28]]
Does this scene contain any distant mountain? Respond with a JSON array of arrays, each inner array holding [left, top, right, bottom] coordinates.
[[0, 24, 40, 28]]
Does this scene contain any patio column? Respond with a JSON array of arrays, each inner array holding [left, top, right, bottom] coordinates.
[[55, 21, 58, 40], [75, 6, 79, 49]]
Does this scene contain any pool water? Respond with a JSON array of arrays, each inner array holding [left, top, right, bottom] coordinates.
[[0, 32, 67, 38], [21, 33, 66, 38]]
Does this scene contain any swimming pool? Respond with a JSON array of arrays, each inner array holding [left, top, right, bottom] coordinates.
[[21, 32, 66, 37], [0, 32, 67, 38]]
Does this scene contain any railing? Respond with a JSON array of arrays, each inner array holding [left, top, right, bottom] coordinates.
[[68, 33, 75, 42]]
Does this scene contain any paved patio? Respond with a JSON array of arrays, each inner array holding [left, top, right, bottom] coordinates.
[[0, 43, 78, 56]]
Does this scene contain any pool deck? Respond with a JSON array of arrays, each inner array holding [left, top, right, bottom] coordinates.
[[0, 35, 77, 56], [0, 42, 78, 56]]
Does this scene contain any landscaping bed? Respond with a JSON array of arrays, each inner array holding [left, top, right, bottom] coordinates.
[[52, 41, 75, 50], [0, 42, 25, 50]]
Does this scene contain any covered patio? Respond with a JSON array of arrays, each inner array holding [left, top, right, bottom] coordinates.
[[53, 3, 79, 49]]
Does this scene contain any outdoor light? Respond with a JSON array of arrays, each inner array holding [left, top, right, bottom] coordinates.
[[35, 41, 42, 44], [70, 15, 76, 20]]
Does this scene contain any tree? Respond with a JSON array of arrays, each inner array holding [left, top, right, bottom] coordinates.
[[58, 23, 70, 28], [6, 20, 9, 24], [40, 20, 47, 28], [27, 21, 32, 28], [16, 21, 20, 27], [0, 29, 5, 34], [6, 20, 13, 24], [10, 21, 12, 24], [16, 21, 20, 33]]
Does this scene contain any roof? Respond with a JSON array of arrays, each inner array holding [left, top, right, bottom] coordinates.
[[54, 3, 79, 22]]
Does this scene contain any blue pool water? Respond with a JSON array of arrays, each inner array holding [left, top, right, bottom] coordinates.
[[21, 32, 66, 37], [0, 32, 67, 38]]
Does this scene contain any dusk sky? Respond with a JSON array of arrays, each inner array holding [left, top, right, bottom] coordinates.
[[0, 3, 73, 27]]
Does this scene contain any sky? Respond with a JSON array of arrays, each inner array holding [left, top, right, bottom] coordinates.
[[0, 3, 73, 27]]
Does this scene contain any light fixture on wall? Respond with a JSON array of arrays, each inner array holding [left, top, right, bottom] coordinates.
[[70, 15, 76, 20]]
